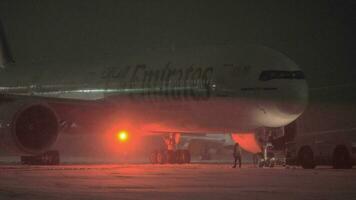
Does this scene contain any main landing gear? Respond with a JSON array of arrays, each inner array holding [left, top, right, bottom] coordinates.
[[21, 150, 60, 165], [150, 149, 191, 164], [149, 133, 191, 164]]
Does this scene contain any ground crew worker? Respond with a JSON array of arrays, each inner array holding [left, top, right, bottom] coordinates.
[[232, 142, 242, 168]]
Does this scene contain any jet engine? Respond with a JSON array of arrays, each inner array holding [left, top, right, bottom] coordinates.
[[0, 101, 59, 155]]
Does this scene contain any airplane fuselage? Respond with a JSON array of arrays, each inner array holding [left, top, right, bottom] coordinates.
[[0, 45, 308, 134]]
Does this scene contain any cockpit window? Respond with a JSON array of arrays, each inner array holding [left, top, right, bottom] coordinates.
[[259, 70, 305, 81]]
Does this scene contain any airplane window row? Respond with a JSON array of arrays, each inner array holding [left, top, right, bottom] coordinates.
[[259, 70, 305, 81]]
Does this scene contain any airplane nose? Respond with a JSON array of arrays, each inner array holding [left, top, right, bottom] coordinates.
[[277, 81, 308, 116], [258, 80, 308, 127]]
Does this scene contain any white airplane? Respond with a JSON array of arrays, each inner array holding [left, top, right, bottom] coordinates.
[[0, 20, 308, 164]]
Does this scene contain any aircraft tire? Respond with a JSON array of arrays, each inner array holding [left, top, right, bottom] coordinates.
[[167, 150, 176, 164], [149, 151, 158, 164], [333, 146, 352, 169], [45, 150, 60, 165], [182, 150, 191, 163], [176, 150, 184, 164], [299, 147, 315, 169], [156, 150, 167, 164]]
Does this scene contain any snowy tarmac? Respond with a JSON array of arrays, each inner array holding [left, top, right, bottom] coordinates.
[[0, 164, 355, 200]]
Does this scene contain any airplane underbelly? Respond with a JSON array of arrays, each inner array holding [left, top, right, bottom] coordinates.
[[118, 97, 267, 133], [124, 95, 301, 134]]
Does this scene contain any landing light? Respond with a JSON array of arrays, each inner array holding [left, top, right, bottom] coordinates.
[[117, 131, 128, 142]]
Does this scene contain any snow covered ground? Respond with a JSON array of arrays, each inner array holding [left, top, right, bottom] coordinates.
[[0, 164, 355, 200]]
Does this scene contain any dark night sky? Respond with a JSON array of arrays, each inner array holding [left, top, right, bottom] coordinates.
[[0, 0, 355, 88]]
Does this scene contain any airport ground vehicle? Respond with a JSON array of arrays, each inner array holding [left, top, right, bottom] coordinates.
[[286, 130, 356, 169], [285, 86, 356, 169]]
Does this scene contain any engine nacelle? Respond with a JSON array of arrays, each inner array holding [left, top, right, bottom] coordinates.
[[0, 101, 59, 155]]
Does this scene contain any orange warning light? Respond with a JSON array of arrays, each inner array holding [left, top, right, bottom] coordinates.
[[117, 131, 128, 142]]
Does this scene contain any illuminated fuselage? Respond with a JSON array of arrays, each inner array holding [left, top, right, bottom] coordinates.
[[0, 45, 308, 134]]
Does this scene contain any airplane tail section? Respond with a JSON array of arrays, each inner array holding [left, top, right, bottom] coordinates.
[[0, 19, 14, 68]]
